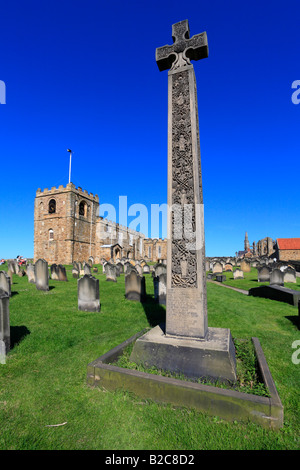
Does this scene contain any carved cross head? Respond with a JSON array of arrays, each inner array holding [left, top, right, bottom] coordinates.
[[156, 19, 208, 72]]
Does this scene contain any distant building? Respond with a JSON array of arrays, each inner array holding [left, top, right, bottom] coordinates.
[[274, 238, 300, 261], [34, 183, 166, 264]]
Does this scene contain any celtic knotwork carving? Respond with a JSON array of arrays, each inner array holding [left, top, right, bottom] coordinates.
[[171, 69, 197, 288]]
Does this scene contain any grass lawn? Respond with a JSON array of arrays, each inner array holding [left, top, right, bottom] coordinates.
[[0, 262, 299, 450]]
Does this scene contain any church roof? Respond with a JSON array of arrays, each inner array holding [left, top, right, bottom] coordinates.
[[277, 238, 300, 250]]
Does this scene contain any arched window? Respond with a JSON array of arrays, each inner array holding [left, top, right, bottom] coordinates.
[[48, 199, 56, 214], [79, 201, 87, 217], [49, 229, 54, 240]]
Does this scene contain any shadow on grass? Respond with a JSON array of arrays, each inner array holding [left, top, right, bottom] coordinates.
[[10, 291, 18, 297], [10, 325, 30, 349], [142, 294, 166, 328], [285, 315, 300, 329]]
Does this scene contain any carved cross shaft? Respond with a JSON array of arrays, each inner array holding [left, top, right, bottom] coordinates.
[[156, 19, 208, 72]]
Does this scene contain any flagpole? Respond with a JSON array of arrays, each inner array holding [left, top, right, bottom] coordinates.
[[67, 149, 72, 184]]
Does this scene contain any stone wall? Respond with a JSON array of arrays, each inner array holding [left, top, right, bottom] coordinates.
[[278, 249, 300, 261]]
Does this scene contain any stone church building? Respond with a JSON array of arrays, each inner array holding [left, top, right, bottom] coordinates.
[[34, 183, 167, 264]]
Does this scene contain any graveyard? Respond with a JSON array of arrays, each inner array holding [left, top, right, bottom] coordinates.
[[0, 260, 299, 450]]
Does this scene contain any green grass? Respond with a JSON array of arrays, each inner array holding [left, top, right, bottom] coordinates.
[[0, 262, 299, 450], [112, 337, 270, 397]]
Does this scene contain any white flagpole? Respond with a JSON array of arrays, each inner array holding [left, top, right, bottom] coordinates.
[[67, 149, 72, 183]]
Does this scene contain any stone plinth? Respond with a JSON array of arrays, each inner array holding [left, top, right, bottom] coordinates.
[[130, 324, 237, 383]]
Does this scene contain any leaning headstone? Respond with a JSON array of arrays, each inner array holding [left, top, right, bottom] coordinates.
[[27, 264, 35, 283], [78, 275, 100, 312], [105, 263, 117, 282], [257, 265, 271, 282], [233, 269, 244, 280], [35, 259, 49, 291], [51, 264, 59, 280], [58, 265, 68, 282], [284, 267, 297, 284], [0, 290, 10, 364], [130, 20, 236, 383], [125, 270, 146, 302], [0, 272, 11, 297], [153, 273, 167, 305], [270, 268, 284, 286]]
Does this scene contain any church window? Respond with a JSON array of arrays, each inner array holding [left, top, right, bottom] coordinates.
[[79, 201, 87, 217], [48, 199, 56, 214], [49, 229, 54, 240]]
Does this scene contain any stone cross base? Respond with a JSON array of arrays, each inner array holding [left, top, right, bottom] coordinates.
[[130, 324, 237, 383]]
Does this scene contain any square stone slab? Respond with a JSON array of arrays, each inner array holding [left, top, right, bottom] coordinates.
[[130, 324, 237, 383]]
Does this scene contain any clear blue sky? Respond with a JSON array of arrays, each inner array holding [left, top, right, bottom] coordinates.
[[0, 0, 299, 259]]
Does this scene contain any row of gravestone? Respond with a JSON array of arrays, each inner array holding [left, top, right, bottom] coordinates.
[[77, 263, 167, 310], [257, 265, 297, 285], [0, 261, 168, 363]]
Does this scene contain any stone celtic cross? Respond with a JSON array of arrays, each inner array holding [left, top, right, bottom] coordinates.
[[156, 19, 208, 71], [156, 20, 209, 339]]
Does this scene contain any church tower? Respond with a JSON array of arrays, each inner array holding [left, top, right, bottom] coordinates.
[[244, 231, 250, 251], [34, 183, 99, 264]]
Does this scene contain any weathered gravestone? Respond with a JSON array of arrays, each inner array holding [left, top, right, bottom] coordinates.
[[125, 270, 146, 302], [153, 273, 167, 305], [0, 290, 10, 364], [233, 268, 244, 280], [257, 265, 271, 282], [116, 262, 123, 274], [72, 268, 79, 279], [153, 263, 167, 278], [7, 270, 13, 286], [143, 264, 150, 274], [130, 20, 236, 383], [51, 264, 59, 280], [135, 264, 143, 276], [84, 263, 92, 275], [105, 263, 117, 282], [58, 265, 68, 281], [240, 259, 251, 273], [284, 267, 296, 284], [78, 275, 100, 312], [212, 261, 223, 274], [0, 271, 11, 297], [270, 268, 284, 286], [224, 263, 233, 272], [27, 264, 35, 283], [124, 262, 136, 275], [35, 259, 49, 291]]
